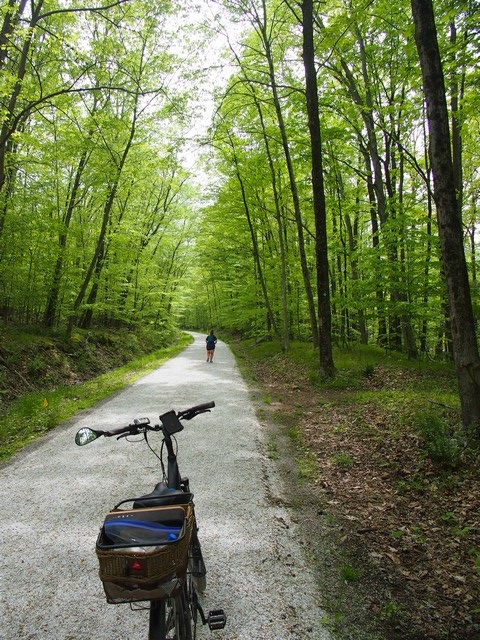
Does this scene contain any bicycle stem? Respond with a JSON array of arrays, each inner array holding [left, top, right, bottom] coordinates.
[[163, 431, 181, 490]]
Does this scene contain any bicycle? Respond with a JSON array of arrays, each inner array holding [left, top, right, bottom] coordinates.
[[75, 400, 226, 640]]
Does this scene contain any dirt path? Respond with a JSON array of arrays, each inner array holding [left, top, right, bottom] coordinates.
[[0, 333, 332, 640]]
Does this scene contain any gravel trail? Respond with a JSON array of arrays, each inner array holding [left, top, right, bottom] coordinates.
[[0, 333, 332, 640]]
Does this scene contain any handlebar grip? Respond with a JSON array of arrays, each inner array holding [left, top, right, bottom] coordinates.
[[190, 401, 215, 412], [177, 401, 215, 419]]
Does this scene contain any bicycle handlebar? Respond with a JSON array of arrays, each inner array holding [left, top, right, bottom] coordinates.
[[101, 401, 216, 438]]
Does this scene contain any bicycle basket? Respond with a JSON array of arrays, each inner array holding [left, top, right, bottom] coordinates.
[[96, 503, 194, 604]]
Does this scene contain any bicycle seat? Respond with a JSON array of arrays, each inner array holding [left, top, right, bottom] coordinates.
[[132, 482, 192, 508]]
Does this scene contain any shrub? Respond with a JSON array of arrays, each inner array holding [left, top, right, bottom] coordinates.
[[415, 410, 463, 469]]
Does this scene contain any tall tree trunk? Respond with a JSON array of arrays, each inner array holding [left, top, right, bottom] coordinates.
[[228, 133, 280, 341], [224, 1, 317, 346], [360, 142, 387, 346], [300, 0, 335, 376], [419, 113, 433, 353], [0, 1, 28, 72], [449, 18, 465, 215], [0, 1, 43, 199], [411, 0, 480, 428], [257, 0, 319, 347], [334, 26, 410, 353], [347, 185, 368, 344], [337, 56, 390, 345], [252, 91, 290, 352], [0, 2, 42, 241], [43, 149, 90, 327], [395, 136, 418, 359]]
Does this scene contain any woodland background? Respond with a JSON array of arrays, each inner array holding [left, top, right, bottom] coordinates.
[[0, 0, 478, 359]]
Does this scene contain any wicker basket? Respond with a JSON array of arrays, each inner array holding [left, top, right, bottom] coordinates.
[[96, 503, 194, 604]]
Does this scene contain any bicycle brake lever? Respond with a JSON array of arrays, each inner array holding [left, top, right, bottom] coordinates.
[[182, 412, 196, 420], [184, 409, 212, 420], [117, 429, 139, 440]]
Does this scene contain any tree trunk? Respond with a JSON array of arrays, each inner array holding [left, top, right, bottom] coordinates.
[[0, 1, 43, 198], [228, 133, 280, 341], [449, 19, 465, 216], [0, 1, 28, 72], [252, 91, 290, 352], [258, 0, 319, 347], [360, 142, 387, 346], [43, 149, 89, 327], [411, 0, 480, 428], [300, 0, 335, 376]]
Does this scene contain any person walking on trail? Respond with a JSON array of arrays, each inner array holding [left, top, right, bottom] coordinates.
[[206, 330, 217, 362]]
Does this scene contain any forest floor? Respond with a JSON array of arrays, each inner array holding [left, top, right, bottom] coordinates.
[[232, 341, 480, 640]]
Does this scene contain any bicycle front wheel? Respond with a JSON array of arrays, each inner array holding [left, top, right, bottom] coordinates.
[[149, 586, 192, 640]]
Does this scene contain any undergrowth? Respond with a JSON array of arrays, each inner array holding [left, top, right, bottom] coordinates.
[[0, 326, 192, 461], [232, 335, 469, 469]]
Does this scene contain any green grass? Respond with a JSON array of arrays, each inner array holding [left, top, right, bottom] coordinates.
[[340, 563, 363, 582], [332, 451, 354, 469], [266, 434, 279, 460], [284, 424, 319, 479], [0, 333, 192, 462], [298, 450, 318, 479], [380, 601, 404, 620]]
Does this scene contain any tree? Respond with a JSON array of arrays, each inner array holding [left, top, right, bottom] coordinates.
[[224, 126, 281, 340], [0, 1, 196, 332], [220, 0, 320, 346], [0, 1, 129, 219], [411, 0, 480, 428], [298, 0, 335, 376], [216, 24, 292, 349]]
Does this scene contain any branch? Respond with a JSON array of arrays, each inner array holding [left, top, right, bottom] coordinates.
[[0, 81, 166, 149], [38, 1, 130, 22]]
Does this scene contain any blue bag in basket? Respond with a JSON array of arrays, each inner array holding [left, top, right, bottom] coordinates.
[[104, 519, 182, 545]]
